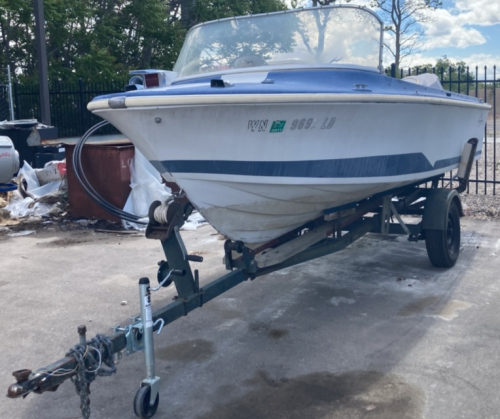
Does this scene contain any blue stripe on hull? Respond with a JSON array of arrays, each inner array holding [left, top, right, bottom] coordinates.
[[153, 152, 465, 178]]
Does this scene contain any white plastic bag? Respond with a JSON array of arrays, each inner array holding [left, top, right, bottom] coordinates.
[[181, 211, 208, 231], [18, 161, 40, 191], [5, 161, 63, 218], [5, 196, 52, 218], [122, 150, 208, 231], [122, 150, 172, 229]]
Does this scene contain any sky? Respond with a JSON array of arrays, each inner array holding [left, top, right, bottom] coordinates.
[[289, 0, 500, 74]]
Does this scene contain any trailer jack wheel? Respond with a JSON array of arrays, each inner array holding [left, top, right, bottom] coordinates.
[[134, 385, 159, 418], [425, 199, 461, 268]]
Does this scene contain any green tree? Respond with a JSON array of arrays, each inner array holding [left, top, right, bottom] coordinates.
[[370, 0, 442, 73], [189, 0, 287, 26], [0, 0, 35, 82], [0, 0, 288, 83]]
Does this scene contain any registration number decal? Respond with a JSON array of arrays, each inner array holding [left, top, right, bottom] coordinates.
[[290, 117, 336, 130], [247, 117, 336, 133]]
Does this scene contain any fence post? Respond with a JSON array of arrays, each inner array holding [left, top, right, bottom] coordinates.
[[390, 63, 396, 78], [13, 81, 19, 120], [79, 78, 85, 136], [483, 66, 488, 195], [493, 65, 497, 196], [466, 66, 470, 96], [7, 65, 14, 120]]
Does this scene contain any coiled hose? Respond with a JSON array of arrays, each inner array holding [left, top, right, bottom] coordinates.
[[72, 120, 148, 225]]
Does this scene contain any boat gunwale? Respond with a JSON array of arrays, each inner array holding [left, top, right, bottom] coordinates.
[[88, 93, 492, 112]]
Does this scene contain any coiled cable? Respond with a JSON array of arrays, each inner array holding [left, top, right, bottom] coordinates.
[[72, 120, 148, 225]]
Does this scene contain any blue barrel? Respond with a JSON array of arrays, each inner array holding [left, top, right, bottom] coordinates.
[[0, 183, 17, 193]]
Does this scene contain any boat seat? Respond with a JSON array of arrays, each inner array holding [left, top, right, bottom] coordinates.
[[402, 73, 443, 90], [232, 54, 267, 68]]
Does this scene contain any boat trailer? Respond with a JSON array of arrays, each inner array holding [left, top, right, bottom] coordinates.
[[6, 140, 478, 418]]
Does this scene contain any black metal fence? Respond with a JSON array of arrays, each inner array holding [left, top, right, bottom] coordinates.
[[0, 85, 10, 121], [12, 79, 127, 137], [392, 65, 498, 196]]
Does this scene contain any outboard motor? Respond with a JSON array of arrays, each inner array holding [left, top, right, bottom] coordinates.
[[0, 136, 20, 191]]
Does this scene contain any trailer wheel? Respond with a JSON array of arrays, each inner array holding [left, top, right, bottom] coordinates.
[[134, 385, 159, 418], [425, 199, 461, 268]]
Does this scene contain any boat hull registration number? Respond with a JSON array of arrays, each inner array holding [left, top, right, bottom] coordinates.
[[248, 117, 336, 133]]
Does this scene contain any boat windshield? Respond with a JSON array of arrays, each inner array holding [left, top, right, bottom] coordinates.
[[173, 6, 383, 78]]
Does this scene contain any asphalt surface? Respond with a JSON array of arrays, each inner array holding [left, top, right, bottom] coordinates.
[[1, 218, 499, 419]]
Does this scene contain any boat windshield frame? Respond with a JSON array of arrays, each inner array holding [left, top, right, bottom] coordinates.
[[173, 5, 384, 79]]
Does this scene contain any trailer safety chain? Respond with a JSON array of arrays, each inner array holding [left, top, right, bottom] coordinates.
[[66, 335, 117, 419]]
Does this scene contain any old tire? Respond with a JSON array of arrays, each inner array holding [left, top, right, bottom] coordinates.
[[134, 385, 159, 419], [425, 199, 461, 268]]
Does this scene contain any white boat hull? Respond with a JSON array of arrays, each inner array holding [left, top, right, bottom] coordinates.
[[94, 97, 489, 243]]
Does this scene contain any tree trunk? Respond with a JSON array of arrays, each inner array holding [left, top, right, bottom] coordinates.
[[395, 31, 400, 75], [180, 0, 196, 28]]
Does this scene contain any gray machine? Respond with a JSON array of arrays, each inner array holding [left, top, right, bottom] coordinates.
[[0, 136, 20, 190]]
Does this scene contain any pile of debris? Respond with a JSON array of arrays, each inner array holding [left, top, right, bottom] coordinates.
[[1, 153, 208, 236], [1, 160, 72, 235]]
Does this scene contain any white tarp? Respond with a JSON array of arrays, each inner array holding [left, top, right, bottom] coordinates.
[[122, 150, 207, 231], [122, 150, 171, 229]]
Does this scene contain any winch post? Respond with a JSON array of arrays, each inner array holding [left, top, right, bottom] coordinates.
[[381, 196, 391, 234], [456, 138, 478, 193], [160, 228, 198, 299]]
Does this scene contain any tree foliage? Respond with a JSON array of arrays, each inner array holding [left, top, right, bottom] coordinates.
[[0, 0, 286, 83], [370, 0, 442, 72], [190, 0, 286, 25]]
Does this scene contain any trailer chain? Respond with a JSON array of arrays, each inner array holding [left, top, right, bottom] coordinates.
[[67, 344, 91, 419], [66, 334, 117, 419]]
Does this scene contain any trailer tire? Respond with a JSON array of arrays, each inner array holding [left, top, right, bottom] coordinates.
[[134, 385, 159, 418], [425, 199, 461, 268]]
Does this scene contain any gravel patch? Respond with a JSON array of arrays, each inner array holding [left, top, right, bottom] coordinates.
[[422, 141, 499, 220], [461, 194, 500, 220], [460, 141, 500, 220], [471, 141, 500, 190]]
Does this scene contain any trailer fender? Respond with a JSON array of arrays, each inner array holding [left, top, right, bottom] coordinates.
[[422, 189, 463, 231]]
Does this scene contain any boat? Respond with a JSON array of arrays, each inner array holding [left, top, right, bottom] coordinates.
[[88, 5, 490, 244]]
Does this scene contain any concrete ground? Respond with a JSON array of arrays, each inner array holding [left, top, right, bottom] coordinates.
[[1, 218, 500, 419]]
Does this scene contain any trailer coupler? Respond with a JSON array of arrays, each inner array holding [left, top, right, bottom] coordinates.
[[8, 329, 118, 419]]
